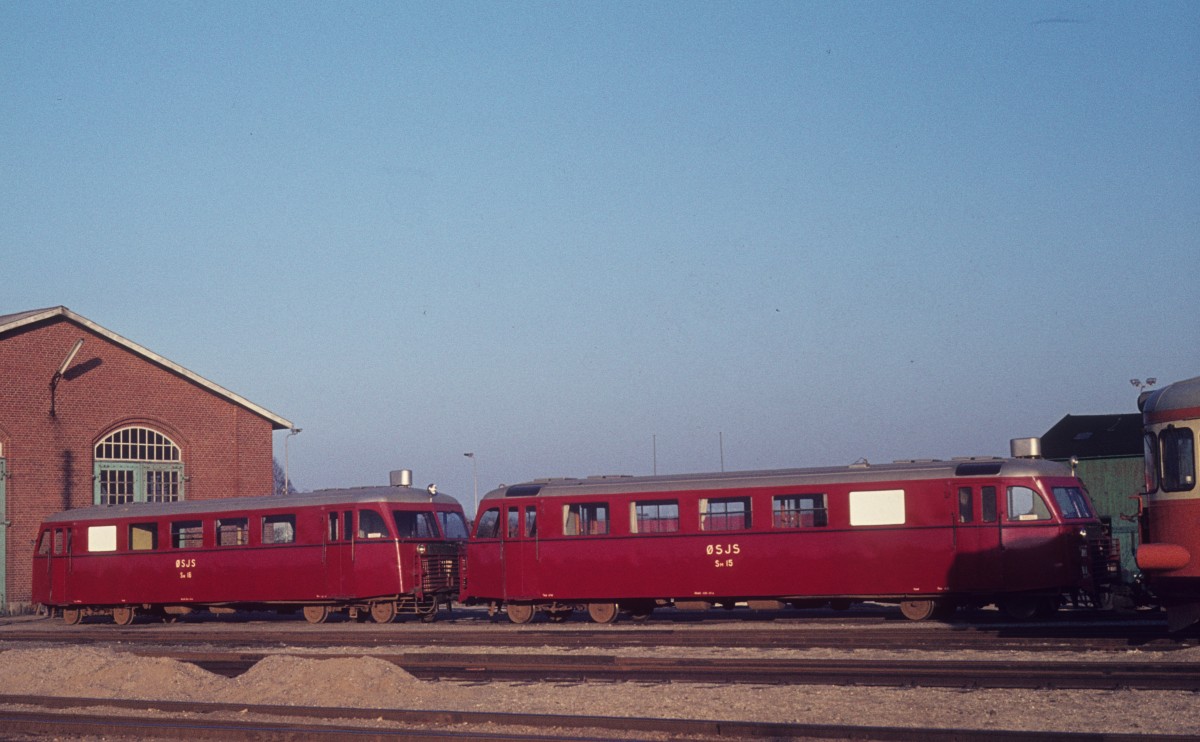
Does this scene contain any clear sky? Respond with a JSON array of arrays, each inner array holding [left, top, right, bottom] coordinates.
[[4, 2, 1197, 513]]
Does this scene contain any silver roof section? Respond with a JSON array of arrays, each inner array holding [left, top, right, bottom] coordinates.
[[42, 485, 461, 524], [0, 306, 293, 430], [481, 457, 1076, 502], [1140, 375, 1200, 417]]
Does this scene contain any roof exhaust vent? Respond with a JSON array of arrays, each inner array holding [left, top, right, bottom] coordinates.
[[1010, 438, 1042, 459], [389, 469, 413, 488]]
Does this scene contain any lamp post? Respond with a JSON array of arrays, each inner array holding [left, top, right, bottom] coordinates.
[[285, 428, 302, 494], [464, 452, 477, 516]]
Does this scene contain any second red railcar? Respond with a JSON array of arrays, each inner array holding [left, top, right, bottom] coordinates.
[[462, 450, 1115, 623]]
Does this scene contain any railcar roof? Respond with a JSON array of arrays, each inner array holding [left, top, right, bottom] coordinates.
[[481, 457, 1075, 501], [1141, 375, 1200, 416], [41, 486, 462, 523]]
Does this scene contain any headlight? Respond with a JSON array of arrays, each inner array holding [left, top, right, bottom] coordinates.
[[417, 544, 427, 554], [1077, 527, 1089, 539]]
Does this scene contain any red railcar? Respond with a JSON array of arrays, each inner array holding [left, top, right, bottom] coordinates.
[[31, 476, 468, 625], [461, 450, 1115, 623], [1137, 375, 1200, 631]]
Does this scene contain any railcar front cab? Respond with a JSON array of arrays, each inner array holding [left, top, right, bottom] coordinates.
[[1136, 376, 1200, 631]]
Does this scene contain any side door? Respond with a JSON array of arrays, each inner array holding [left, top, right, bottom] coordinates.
[[999, 484, 1061, 590], [950, 483, 1003, 591], [50, 526, 73, 603], [500, 503, 540, 599], [322, 509, 353, 599]]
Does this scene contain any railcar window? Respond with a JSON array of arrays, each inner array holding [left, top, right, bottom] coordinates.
[[957, 487, 974, 523], [217, 517, 248, 546], [130, 523, 158, 550], [1051, 487, 1094, 519], [358, 510, 390, 539], [1144, 432, 1160, 493], [476, 508, 500, 538], [564, 503, 609, 535], [171, 520, 203, 548], [54, 529, 69, 555], [392, 510, 436, 539], [524, 508, 537, 538], [507, 509, 521, 538], [438, 511, 470, 540], [701, 497, 750, 531], [981, 487, 998, 522], [773, 495, 827, 528], [1160, 426, 1196, 493], [328, 512, 342, 541], [262, 514, 295, 544], [848, 490, 906, 526], [87, 525, 118, 552], [37, 531, 51, 556], [633, 500, 680, 533], [1006, 486, 1052, 521]]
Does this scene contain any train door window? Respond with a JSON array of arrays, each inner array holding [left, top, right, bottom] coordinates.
[[54, 528, 69, 555], [633, 500, 679, 533], [358, 510, 389, 539], [848, 490, 905, 526], [262, 514, 296, 544], [476, 508, 500, 538], [217, 517, 248, 546], [1160, 426, 1196, 493], [524, 507, 537, 538], [36, 530, 51, 556], [130, 523, 158, 550], [701, 497, 750, 531], [392, 510, 436, 539], [563, 503, 609, 536], [1006, 486, 1052, 521], [772, 495, 827, 528], [506, 508, 521, 538], [1143, 432, 1160, 493], [1051, 486, 1094, 519], [171, 520, 203, 548], [981, 487, 998, 522], [957, 487, 974, 523], [87, 525, 118, 552], [328, 512, 341, 541], [437, 511, 470, 539]]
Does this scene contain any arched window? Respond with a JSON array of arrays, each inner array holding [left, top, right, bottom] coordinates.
[[94, 427, 185, 505]]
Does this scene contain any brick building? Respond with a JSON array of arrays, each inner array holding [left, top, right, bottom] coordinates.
[[0, 306, 292, 609]]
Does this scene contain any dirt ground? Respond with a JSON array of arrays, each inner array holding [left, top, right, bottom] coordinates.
[[0, 643, 1198, 736]]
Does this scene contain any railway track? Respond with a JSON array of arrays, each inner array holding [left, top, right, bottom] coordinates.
[[1, 615, 1192, 653], [1, 695, 1196, 742], [155, 650, 1200, 690]]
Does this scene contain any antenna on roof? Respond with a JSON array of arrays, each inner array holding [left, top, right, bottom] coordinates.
[[49, 338, 84, 417]]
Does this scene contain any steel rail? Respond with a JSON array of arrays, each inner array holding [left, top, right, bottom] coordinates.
[[0, 695, 1194, 742], [145, 650, 1200, 690], [1, 622, 1192, 653]]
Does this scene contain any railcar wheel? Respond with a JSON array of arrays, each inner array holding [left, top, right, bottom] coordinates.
[[371, 601, 398, 624], [899, 600, 938, 621], [587, 602, 619, 624], [111, 606, 136, 626], [61, 607, 82, 625], [302, 605, 331, 624], [506, 603, 535, 624]]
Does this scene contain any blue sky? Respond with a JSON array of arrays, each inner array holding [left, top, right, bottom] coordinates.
[[4, 2, 1197, 512]]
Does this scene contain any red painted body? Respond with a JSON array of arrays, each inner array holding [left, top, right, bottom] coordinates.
[[31, 485, 468, 624], [1137, 375, 1200, 630], [462, 458, 1114, 622]]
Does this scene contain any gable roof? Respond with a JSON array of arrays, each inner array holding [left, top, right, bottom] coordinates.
[[0, 306, 293, 430], [1040, 413, 1142, 460]]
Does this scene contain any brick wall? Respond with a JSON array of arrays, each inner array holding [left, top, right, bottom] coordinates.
[[1, 317, 278, 604]]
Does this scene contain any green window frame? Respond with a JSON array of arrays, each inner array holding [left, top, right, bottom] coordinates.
[[94, 427, 185, 505]]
